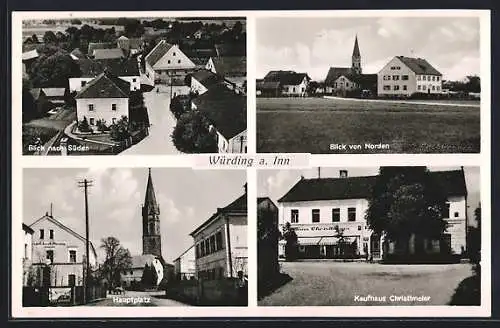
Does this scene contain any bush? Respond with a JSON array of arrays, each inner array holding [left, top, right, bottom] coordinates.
[[110, 116, 131, 141], [171, 110, 218, 153], [96, 119, 110, 132], [77, 116, 92, 132]]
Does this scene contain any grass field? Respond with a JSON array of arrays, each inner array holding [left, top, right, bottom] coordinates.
[[258, 262, 474, 306], [257, 98, 480, 153]]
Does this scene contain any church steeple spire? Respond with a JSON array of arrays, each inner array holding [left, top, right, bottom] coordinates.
[[352, 34, 362, 75], [142, 168, 162, 257]]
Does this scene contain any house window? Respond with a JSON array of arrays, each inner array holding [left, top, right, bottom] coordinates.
[[112, 104, 117, 111], [348, 207, 356, 221], [417, 85, 421, 91], [46, 250, 54, 263], [402, 75, 409, 80], [210, 235, 216, 253], [383, 85, 390, 91], [392, 75, 399, 80], [437, 86, 441, 91], [332, 208, 340, 222], [403, 85, 407, 91], [454, 212, 459, 218], [69, 250, 76, 263], [200, 240, 205, 257], [443, 202, 450, 218], [168, 60, 171, 64], [312, 209, 320, 223], [196, 244, 200, 258], [49, 229, 54, 240], [216, 231, 223, 251], [423, 85, 427, 90], [89, 118, 95, 125], [132, 78, 137, 82], [81, 81, 87, 87], [40, 229, 44, 239], [417, 75, 421, 81], [68, 274, 76, 287], [24, 244, 28, 259], [393, 85, 400, 91], [436, 76, 440, 81], [173, 52, 176, 56], [130, 271, 133, 275], [422, 76, 426, 81], [178, 60, 181, 64], [432, 76, 436, 81], [358, 226, 362, 231], [291, 209, 299, 223], [346, 82, 349, 87], [88, 104, 94, 111]]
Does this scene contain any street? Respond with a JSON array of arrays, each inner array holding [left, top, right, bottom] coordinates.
[[120, 85, 183, 155], [84, 290, 191, 307], [259, 261, 475, 306]]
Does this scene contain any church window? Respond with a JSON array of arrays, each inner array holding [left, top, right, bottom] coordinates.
[[402, 75, 409, 80]]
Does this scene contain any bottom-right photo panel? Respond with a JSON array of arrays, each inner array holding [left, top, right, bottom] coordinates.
[[257, 166, 481, 307]]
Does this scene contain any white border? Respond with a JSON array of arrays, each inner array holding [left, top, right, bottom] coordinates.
[[12, 9, 491, 318]]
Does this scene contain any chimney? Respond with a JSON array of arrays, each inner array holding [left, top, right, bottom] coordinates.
[[339, 170, 348, 178]]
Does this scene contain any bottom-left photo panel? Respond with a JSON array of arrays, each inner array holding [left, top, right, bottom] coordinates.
[[20, 167, 248, 307]]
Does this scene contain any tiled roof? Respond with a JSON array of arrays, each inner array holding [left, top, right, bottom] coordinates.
[[88, 42, 116, 55], [211, 56, 246, 76], [191, 69, 223, 89], [278, 170, 467, 203], [325, 67, 353, 85], [256, 80, 281, 90], [78, 58, 139, 78], [93, 48, 125, 60], [75, 71, 130, 99], [145, 40, 174, 67], [22, 49, 39, 61], [70, 48, 86, 59], [396, 56, 442, 76], [42, 88, 66, 97], [190, 190, 247, 236], [192, 83, 246, 139], [264, 71, 309, 86]]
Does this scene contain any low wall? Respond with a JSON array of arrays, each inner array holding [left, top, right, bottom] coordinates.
[[166, 278, 247, 306]]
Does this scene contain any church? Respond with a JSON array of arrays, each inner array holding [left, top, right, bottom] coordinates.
[[121, 168, 174, 289], [324, 35, 377, 97]]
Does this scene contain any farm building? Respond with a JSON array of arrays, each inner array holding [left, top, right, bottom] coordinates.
[[377, 56, 442, 97], [259, 71, 310, 97]]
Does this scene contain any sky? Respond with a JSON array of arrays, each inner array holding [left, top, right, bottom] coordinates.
[[256, 16, 480, 81], [23, 168, 247, 264], [258, 166, 481, 226]]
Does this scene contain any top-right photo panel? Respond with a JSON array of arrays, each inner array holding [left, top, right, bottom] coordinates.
[[256, 15, 482, 154]]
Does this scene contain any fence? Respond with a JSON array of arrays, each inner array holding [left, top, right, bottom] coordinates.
[[23, 285, 106, 307], [166, 278, 247, 306]]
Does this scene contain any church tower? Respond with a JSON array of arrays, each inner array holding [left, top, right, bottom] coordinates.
[[142, 168, 162, 257], [351, 34, 362, 75]]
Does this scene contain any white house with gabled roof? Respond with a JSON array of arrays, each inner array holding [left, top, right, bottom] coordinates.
[[145, 40, 196, 84]]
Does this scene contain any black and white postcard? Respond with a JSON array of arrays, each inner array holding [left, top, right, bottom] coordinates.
[[256, 16, 483, 154]]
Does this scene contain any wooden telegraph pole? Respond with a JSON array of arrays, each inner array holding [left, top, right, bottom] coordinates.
[[78, 178, 93, 305]]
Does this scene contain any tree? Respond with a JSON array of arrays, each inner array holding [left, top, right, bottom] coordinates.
[[31, 34, 39, 43], [282, 222, 298, 261], [466, 75, 481, 93], [110, 116, 131, 141], [22, 78, 39, 122], [124, 19, 145, 37], [100, 237, 132, 289], [78, 116, 91, 132], [365, 167, 449, 258], [307, 81, 320, 95], [171, 110, 218, 153], [71, 18, 82, 25], [43, 31, 58, 44], [141, 263, 158, 289], [30, 50, 81, 87]]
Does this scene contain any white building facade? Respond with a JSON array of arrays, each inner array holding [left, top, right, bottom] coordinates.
[[378, 56, 442, 97], [145, 41, 196, 84]]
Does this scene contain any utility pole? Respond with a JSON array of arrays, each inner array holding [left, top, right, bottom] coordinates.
[[78, 179, 93, 305]]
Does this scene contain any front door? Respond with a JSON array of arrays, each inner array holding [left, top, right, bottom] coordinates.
[[68, 274, 76, 287]]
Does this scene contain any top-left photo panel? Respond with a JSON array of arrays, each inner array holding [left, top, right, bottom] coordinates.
[[18, 14, 247, 155]]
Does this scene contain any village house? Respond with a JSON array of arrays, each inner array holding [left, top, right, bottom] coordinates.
[[87, 42, 118, 58], [190, 69, 234, 96], [69, 58, 141, 92], [145, 40, 197, 84], [260, 70, 310, 97], [173, 245, 196, 280], [256, 80, 281, 97], [28, 213, 97, 287], [377, 56, 443, 97], [277, 169, 468, 261], [23, 223, 34, 286], [190, 185, 248, 280], [116, 35, 144, 55], [205, 56, 246, 90], [75, 71, 130, 129], [191, 83, 247, 153]]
